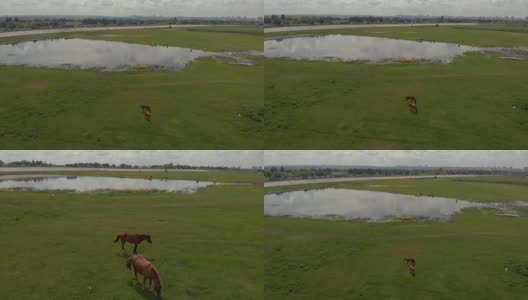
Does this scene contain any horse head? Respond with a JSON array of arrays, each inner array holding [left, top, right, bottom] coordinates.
[[145, 234, 152, 244]]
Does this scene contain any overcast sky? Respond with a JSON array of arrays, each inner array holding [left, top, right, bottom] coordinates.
[[0, 151, 262, 168], [0, 0, 263, 17], [265, 151, 528, 168], [266, 0, 528, 17]]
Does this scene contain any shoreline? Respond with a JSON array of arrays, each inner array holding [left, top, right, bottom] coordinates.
[[264, 174, 479, 187], [264, 23, 479, 33]]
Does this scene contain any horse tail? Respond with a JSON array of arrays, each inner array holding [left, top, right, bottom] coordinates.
[[114, 234, 121, 243]]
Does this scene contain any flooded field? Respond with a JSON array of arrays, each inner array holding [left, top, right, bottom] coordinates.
[[265, 34, 481, 63], [0, 175, 212, 192], [0, 38, 213, 70], [265, 188, 482, 221]]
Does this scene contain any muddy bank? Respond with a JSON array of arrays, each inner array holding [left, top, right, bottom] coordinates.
[[265, 175, 479, 187], [0, 174, 66, 181], [0, 167, 208, 173], [0, 24, 211, 39], [264, 23, 478, 33]]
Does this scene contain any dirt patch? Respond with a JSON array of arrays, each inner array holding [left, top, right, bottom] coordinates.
[[269, 119, 290, 130], [238, 106, 264, 123], [513, 104, 528, 112], [506, 261, 528, 277]]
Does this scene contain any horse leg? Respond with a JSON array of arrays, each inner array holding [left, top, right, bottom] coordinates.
[[121, 240, 125, 251], [143, 275, 147, 286], [409, 266, 416, 276], [133, 243, 138, 254], [149, 278, 152, 287]]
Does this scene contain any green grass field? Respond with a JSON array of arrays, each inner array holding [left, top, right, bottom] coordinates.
[[0, 26, 263, 149], [265, 25, 528, 47], [265, 176, 528, 299], [0, 170, 263, 299], [266, 176, 528, 202], [264, 25, 528, 149], [2, 26, 263, 51]]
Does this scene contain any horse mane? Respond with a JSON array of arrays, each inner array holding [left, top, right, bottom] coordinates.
[[148, 264, 162, 287]]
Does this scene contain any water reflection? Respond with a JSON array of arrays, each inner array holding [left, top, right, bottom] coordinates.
[[265, 35, 480, 63], [264, 188, 481, 221], [0, 176, 212, 193], [0, 39, 214, 70]]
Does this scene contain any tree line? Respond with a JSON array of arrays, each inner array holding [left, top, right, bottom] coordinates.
[[264, 15, 528, 26], [0, 16, 261, 32], [265, 166, 528, 181], [0, 160, 246, 170]]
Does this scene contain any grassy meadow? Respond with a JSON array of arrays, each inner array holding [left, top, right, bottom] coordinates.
[[265, 25, 528, 47], [264, 25, 528, 149], [265, 176, 528, 202], [265, 176, 528, 299], [0, 26, 263, 149], [1, 26, 263, 51], [0, 170, 263, 299]]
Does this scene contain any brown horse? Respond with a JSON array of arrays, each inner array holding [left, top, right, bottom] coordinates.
[[127, 254, 162, 297], [140, 105, 152, 122], [405, 96, 418, 114], [114, 233, 152, 254], [404, 258, 416, 276]]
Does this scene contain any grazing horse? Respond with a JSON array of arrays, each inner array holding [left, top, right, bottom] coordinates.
[[140, 105, 152, 121], [127, 254, 163, 297], [114, 233, 152, 254], [404, 258, 416, 277], [405, 96, 418, 113]]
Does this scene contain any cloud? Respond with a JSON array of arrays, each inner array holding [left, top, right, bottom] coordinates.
[[265, 0, 528, 17], [264, 151, 528, 168], [0, 151, 263, 168], [0, 0, 263, 17]]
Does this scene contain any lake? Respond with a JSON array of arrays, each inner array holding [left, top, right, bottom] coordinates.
[[265, 35, 481, 64], [0, 38, 213, 70], [264, 188, 481, 221], [0, 175, 213, 193]]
